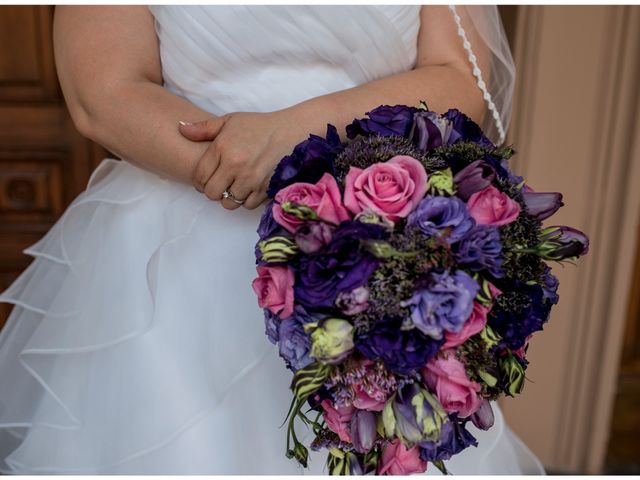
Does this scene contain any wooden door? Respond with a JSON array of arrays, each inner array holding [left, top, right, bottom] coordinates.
[[0, 6, 110, 330], [605, 225, 640, 474]]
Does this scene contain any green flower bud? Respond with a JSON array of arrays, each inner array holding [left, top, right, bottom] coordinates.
[[281, 202, 319, 221], [355, 209, 395, 231], [428, 168, 456, 196], [500, 354, 525, 397], [309, 319, 354, 364], [479, 325, 501, 350], [258, 236, 299, 263]]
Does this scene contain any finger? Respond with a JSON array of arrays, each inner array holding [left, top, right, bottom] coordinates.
[[192, 147, 221, 193], [203, 167, 236, 203], [178, 115, 228, 142], [243, 189, 267, 210], [243, 177, 270, 210]]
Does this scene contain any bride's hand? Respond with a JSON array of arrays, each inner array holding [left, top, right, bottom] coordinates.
[[178, 110, 304, 210]]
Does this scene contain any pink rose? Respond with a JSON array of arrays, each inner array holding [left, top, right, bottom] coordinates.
[[352, 384, 386, 412], [273, 173, 350, 233], [378, 439, 427, 476], [251, 266, 294, 319], [321, 400, 354, 443], [344, 155, 428, 222], [467, 185, 521, 226], [443, 301, 490, 349], [422, 350, 482, 418]]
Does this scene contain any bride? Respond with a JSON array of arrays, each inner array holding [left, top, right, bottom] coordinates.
[[0, 5, 543, 474]]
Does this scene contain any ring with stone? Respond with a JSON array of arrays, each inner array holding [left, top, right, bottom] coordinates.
[[221, 189, 245, 205]]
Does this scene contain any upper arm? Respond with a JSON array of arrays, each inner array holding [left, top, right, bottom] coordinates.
[[53, 6, 162, 133], [415, 6, 488, 119]]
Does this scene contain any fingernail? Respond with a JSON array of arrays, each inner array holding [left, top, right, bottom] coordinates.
[[178, 120, 193, 126]]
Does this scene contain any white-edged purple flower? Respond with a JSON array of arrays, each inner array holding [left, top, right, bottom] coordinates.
[[295, 222, 335, 254], [407, 196, 476, 243], [278, 317, 312, 372], [335, 286, 370, 315], [401, 270, 479, 339]]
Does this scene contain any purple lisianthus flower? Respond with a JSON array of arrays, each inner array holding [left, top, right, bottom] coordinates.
[[453, 160, 496, 201], [470, 399, 495, 430], [453, 225, 503, 278], [295, 221, 387, 308], [351, 409, 377, 454], [355, 316, 443, 375], [419, 418, 478, 462], [346, 104, 419, 139], [278, 316, 313, 372], [443, 109, 494, 148], [489, 283, 552, 350], [402, 270, 479, 340], [411, 110, 453, 151], [407, 196, 476, 243], [522, 191, 564, 220], [536, 226, 589, 261], [267, 124, 341, 198], [540, 265, 559, 305], [264, 309, 280, 345], [295, 222, 335, 254], [257, 201, 287, 240]]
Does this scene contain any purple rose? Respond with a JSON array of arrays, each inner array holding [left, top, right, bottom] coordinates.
[[453, 225, 503, 278], [443, 109, 494, 148], [522, 191, 564, 220], [356, 317, 443, 375], [278, 316, 313, 372], [295, 222, 335, 254], [453, 160, 496, 201], [267, 124, 341, 197], [294, 222, 386, 308], [411, 110, 453, 151], [407, 196, 476, 243], [346, 104, 419, 139], [402, 270, 479, 340], [419, 418, 478, 462]]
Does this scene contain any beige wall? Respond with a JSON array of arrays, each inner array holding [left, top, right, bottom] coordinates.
[[502, 5, 640, 473]]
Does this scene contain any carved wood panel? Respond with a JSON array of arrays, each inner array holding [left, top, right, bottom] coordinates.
[[0, 6, 110, 331]]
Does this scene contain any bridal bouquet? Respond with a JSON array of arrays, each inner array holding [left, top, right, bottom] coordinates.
[[252, 103, 588, 475]]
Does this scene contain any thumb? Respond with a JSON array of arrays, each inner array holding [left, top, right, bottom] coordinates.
[[178, 116, 227, 141]]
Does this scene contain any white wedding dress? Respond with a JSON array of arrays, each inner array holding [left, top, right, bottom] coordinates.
[[0, 6, 544, 475]]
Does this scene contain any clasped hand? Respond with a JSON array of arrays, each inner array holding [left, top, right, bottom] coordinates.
[[178, 110, 303, 210]]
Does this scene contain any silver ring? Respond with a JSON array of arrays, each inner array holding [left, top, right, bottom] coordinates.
[[221, 189, 245, 205]]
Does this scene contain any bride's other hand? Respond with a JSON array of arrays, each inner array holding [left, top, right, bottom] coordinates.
[[179, 109, 306, 210]]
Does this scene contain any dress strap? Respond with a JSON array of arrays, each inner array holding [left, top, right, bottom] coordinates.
[[448, 5, 506, 144]]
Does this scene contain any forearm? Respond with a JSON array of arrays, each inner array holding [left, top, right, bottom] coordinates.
[[286, 64, 485, 141], [75, 80, 213, 184]]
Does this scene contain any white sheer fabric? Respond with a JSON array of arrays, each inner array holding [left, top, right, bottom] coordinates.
[[0, 6, 537, 474]]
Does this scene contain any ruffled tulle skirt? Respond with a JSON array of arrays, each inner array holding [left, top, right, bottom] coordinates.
[[0, 159, 544, 474]]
